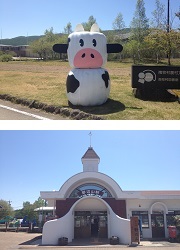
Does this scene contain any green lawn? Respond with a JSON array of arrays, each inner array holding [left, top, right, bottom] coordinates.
[[0, 60, 180, 120]]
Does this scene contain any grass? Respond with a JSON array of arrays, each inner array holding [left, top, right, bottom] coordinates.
[[0, 59, 180, 120]]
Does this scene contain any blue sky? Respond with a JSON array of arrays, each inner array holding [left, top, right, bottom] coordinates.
[[0, 130, 180, 210], [1, 0, 179, 39]]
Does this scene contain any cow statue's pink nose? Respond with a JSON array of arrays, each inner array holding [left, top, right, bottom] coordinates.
[[73, 48, 103, 68]]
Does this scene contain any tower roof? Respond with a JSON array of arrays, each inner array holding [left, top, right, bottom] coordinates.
[[81, 147, 100, 160]]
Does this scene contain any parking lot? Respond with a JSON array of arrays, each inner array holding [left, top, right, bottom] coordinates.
[[0, 232, 180, 250]]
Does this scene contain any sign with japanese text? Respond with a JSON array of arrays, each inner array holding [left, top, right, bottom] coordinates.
[[78, 189, 103, 198], [132, 65, 180, 89], [130, 216, 140, 244]]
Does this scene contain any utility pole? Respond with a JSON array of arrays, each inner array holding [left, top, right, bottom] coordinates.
[[167, 0, 170, 33], [167, 0, 171, 65]]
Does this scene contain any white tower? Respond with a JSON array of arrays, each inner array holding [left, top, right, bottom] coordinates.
[[81, 147, 100, 172]]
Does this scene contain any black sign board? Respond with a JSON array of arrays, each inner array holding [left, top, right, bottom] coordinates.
[[132, 65, 180, 89], [78, 189, 103, 198]]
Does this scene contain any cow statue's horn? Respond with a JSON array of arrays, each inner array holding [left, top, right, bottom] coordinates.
[[75, 24, 84, 32], [90, 23, 100, 32]]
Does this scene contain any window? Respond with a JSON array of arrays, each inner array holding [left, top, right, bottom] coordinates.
[[167, 211, 180, 227], [132, 211, 149, 228], [69, 183, 112, 198]]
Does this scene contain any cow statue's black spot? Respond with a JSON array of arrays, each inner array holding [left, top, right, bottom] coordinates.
[[66, 74, 80, 93], [102, 71, 110, 88]]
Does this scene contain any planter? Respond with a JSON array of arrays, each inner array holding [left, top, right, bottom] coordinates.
[[58, 237, 68, 246], [110, 236, 119, 245]]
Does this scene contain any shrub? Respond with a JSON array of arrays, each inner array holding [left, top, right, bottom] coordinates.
[[0, 54, 12, 62]]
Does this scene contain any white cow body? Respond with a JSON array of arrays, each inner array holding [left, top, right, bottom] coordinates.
[[67, 68, 110, 106]]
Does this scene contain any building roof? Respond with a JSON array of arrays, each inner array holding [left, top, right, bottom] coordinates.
[[81, 147, 100, 159], [34, 207, 54, 211]]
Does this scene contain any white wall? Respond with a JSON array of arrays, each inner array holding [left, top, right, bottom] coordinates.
[[42, 209, 74, 245], [108, 213, 131, 244], [42, 196, 131, 245]]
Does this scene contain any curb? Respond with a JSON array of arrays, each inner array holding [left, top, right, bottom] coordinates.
[[0, 94, 104, 120]]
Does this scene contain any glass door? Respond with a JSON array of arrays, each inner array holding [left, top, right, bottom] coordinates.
[[74, 211, 107, 238], [151, 214, 165, 238], [74, 212, 91, 238]]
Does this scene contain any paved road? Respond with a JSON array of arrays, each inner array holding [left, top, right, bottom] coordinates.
[[0, 99, 68, 120]]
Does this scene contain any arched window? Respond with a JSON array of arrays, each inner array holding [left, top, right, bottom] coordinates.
[[69, 183, 112, 198]]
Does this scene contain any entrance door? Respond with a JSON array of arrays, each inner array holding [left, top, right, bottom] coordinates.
[[74, 211, 107, 238], [74, 212, 91, 238], [151, 214, 165, 238], [91, 216, 99, 237]]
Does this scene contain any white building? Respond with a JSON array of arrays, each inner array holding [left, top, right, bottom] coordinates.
[[40, 146, 180, 245]]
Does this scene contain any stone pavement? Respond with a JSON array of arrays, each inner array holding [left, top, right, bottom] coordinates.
[[0, 232, 180, 250]]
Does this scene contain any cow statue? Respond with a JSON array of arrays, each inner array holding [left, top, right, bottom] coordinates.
[[53, 23, 123, 106]]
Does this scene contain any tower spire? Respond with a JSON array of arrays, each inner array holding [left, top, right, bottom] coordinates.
[[88, 131, 92, 147]]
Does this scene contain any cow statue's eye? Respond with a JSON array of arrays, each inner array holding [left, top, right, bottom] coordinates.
[[92, 39, 97, 47], [79, 39, 84, 47]]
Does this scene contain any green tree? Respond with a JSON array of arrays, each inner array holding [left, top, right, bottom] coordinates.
[[82, 16, 97, 30], [64, 22, 72, 34], [112, 13, 126, 60], [22, 201, 36, 221], [144, 30, 164, 63], [151, 0, 166, 30], [124, 39, 139, 64], [14, 197, 46, 220], [20, 198, 45, 221], [130, 0, 149, 61], [33, 197, 46, 208], [112, 13, 125, 31], [30, 28, 60, 59], [0, 200, 14, 219], [145, 29, 180, 64], [147, 0, 166, 63]]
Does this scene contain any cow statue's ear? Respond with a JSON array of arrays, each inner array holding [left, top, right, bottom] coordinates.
[[53, 44, 68, 54], [107, 44, 123, 53], [90, 23, 100, 32], [75, 24, 84, 32]]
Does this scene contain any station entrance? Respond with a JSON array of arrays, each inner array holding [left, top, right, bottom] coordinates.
[[74, 211, 107, 238]]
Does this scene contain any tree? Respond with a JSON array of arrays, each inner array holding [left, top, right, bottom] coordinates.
[[0, 200, 14, 219], [112, 13, 126, 58], [147, 0, 167, 63], [124, 39, 139, 64], [151, 0, 166, 30], [82, 16, 97, 30], [64, 22, 72, 34], [112, 13, 125, 31], [130, 0, 149, 61], [30, 28, 60, 59], [145, 29, 180, 64], [19, 198, 46, 221], [14, 197, 46, 221]]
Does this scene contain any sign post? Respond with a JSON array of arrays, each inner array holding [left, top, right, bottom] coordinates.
[[130, 216, 140, 245], [131, 65, 180, 101]]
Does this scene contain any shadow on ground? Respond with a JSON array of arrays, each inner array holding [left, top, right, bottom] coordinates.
[[69, 98, 126, 115], [19, 235, 42, 245]]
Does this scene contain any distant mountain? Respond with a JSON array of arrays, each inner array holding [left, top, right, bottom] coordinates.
[[0, 28, 131, 46], [0, 35, 43, 46]]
